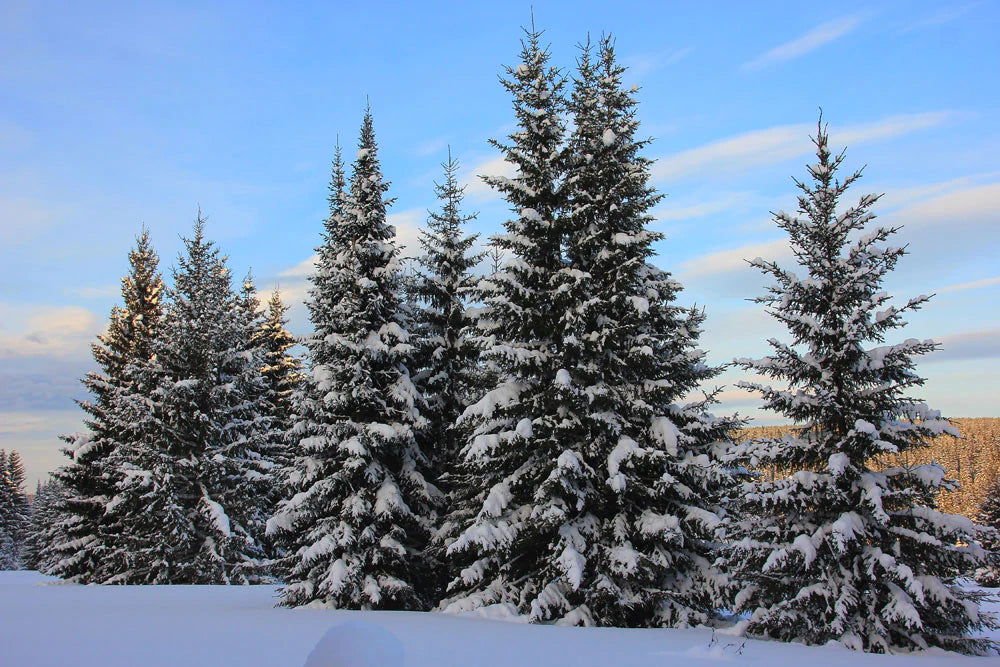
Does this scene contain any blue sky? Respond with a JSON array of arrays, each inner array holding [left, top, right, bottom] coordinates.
[[2, 0, 998, 486]]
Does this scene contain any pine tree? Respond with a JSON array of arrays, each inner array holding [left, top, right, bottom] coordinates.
[[44, 229, 164, 582], [106, 216, 269, 584], [268, 110, 435, 609], [974, 478, 1000, 586], [0, 450, 30, 569], [443, 34, 736, 628], [721, 117, 995, 654]]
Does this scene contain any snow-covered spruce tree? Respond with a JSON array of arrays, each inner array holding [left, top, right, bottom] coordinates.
[[23, 479, 66, 572], [258, 288, 302, 469], [255, 287, 301, 563], [0, 450, 30, 569], [411, 149, 484, 485], [443, 33, 736, 627], [409, 149, 485, 600], [974, 478, 1000, 586], [267, 111, 435, 609], [220, 270, 284, 574], [108, 216, 269, 584], [552, 36, 735, 626], [439, 23, 570, 619], [722, 118, 994, 654], [44, 229, 164, 582]]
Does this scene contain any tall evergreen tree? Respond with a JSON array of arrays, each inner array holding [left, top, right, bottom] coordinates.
[[443, 34, 736, 628], [23, 479, 66, 572], [105, 216, 269, 584], [439, 22, 570, 619], [268, 110, 435, 609], [410, 149, 485, 600], [258, 288, 302, 470], [44, 229, 164, 582], [0, 450, 30, 569], [721, 118, 994, 654], [411, 149, 484, 482]]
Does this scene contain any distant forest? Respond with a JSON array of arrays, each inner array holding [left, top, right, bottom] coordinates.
[[738, 417, 1000, 518]]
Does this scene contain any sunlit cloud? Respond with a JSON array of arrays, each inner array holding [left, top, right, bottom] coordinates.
[[0, 304, 101, 359]]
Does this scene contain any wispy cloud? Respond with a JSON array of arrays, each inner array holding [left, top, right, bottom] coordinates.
[[899, 2, 982, 33], [413, 136, 450, 157], [742, 14, 865, 70], [887, 181, 1000, 229], [678, 238, 791, 279], [937, 276, 1000, 294], [652, 111, 952, 183], [278, 254, 318, 280], [623, 47, 693, 80], [926, 329, 1000, 363], [874, 170, 1000, 211], [653, 192, 753, 222], [64, 285, 120, 299]]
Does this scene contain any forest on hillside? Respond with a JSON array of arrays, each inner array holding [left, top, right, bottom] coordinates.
[[738, 417, 1000, 518]]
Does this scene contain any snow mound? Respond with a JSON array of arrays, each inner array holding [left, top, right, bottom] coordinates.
[[304, 621, 404, 667]]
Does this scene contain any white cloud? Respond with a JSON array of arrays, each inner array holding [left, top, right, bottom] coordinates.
[[278, 254, 319, 279], [388, 208, 424, 258], [460, 156, 517, 202], [652, 112, 952, 184], [835, 112, 954, 145], [0, 410, 82, 436], [0, 409, 87, 487], [413, 137, 449, 157], [678, 238, 791, 279], [937, 276, 1000, 294], [742, 14, 865, 70], [874, 171, 1000, 211]]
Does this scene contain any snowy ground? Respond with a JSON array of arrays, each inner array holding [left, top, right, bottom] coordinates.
[[2, 571, 999, 666]]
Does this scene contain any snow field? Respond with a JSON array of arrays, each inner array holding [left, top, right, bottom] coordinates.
[[3, 572, 998, 667]]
